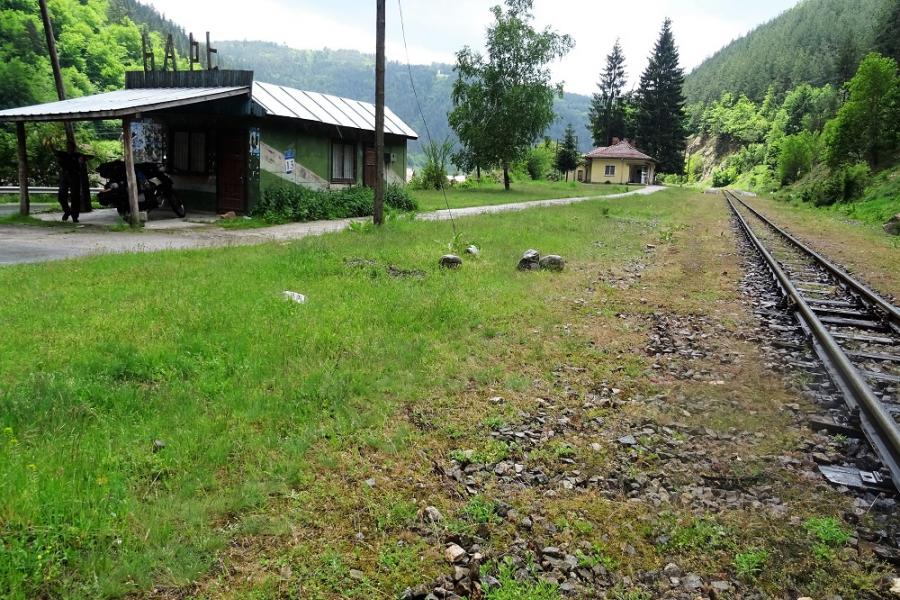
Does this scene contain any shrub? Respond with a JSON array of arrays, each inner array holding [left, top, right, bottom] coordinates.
[[254, 182, 416, 223], [385, 183, 418, 211], [414, 138, 453, 190], [711, 166, 737, 187]]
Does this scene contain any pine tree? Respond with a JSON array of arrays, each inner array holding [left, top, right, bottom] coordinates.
[[635, 18, 687, 174], [588, 39, 628, 147], [555, 124, 579, 180], [874, 0, 900, 63]]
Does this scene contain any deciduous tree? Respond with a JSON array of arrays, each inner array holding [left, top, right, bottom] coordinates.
[[449, 0, 573, 190]]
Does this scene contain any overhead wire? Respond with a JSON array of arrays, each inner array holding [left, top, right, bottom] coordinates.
[[396, 0, 457, 237]]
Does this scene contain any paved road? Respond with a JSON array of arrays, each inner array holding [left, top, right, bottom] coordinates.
[[0, 186, 664, 266]]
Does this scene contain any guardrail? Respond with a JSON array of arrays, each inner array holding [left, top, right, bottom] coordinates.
[[0, 186, 103, 195]]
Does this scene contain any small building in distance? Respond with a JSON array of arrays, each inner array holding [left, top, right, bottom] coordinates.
[[582, 138, 656, 185]]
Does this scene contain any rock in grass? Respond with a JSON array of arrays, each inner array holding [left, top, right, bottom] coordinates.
[[282, 290, 306, 303], [884, 213, 900, 235], [539, 254, 565, 271], [465, 245, 480, 255], [440, 254, 462, 269], [517, 249, 540, 271], [423, 506, 444, 524], [152, 439, 166, 453], [445, 543, 467, 564]]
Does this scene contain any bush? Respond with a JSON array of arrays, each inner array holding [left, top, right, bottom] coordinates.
[[385, 183, 418, 211], [254, 183, 417, 223], [711, 166, 737, 187], [413, 138, 453, 190]]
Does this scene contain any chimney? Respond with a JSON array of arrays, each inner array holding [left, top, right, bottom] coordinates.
[[611, 137, 620, 145]]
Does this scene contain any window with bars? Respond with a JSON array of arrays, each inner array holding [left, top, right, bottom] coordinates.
[[331, 142, 356, 182], [172, 130, 207, 174]]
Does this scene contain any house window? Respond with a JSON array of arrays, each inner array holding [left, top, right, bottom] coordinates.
[[172, 130, 207, 174], [331, 141, 356, 182], [604, 164, 616, 176]]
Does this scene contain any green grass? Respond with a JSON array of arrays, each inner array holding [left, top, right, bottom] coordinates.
[[0, 189, 689, 598], [412, 179, 631, 211], [483, 558, 560, 600], [733, 548, 769, 580]]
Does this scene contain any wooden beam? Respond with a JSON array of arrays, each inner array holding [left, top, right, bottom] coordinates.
[[122, 117, 141, 227], [16, 122, 29, 216]]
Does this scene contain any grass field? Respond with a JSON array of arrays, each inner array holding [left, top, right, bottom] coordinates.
[[411, 180, 630, 211], [0, 189, 892, 599]]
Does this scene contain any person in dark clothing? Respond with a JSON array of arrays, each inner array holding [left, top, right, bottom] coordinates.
[[55, 150, 90, 223]]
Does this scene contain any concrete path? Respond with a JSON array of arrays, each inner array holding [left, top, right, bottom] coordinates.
[[0, 186, 664, 266]]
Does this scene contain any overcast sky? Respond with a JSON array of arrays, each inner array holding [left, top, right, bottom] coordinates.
[[144, 0, 798, 96]]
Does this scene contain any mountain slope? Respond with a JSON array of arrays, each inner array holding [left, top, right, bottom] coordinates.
[[684, 0, 892, 104], [217, 41, 593, 154]]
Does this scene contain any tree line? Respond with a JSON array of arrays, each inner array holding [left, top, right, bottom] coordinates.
[[681, 51, 899, 206]]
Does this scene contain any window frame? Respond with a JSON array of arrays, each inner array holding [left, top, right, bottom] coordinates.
[[331, 141, 357, 184], [170, 129, 208, 175], [604, 164, 616, 177]]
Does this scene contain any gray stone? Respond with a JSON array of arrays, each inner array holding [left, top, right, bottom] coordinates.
[[517, 249, 540, 271], [445, 543, 467, 564], [711, 580, 731, 591], [884, 214, 900, 236], [542, 546, 563, 558], [440, 254, 463, 268], [364, 478, 376, 487], [349, 569, 365, 581], [683, 573, 702, 590], [152, 439, 166, 453], [453, 566, 470, 581], [423, 506, 444, 524], [539, 254, 565, 272], [618, 435, 637, 446], [465, 245, 480, 255]]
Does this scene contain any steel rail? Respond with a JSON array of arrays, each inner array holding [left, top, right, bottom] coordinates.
[[731, 193, 900, 330], [725, 190, 900, 491]]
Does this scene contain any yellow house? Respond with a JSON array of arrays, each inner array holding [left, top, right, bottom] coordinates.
[[582, 139, 656, 184]]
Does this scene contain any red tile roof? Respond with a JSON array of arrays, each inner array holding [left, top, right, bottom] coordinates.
[[585, 139, 655, 162]]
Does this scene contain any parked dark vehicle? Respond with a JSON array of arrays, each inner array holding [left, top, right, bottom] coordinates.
[[97, 160, 185, 218]]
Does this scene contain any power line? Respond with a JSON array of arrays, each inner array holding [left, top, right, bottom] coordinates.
[[396, 0, 457, 237]]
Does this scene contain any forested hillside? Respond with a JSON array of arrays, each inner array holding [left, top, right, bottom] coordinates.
[[0, 0, 191, 183], [684, 0, 893, 104], [217, 41, 593, 156]]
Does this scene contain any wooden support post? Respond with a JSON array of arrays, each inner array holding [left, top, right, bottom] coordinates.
[[373, 0, 386, 225], [16, 122, 30, 216], [122, 117, 141, 227], [206, 32, 218, 71]]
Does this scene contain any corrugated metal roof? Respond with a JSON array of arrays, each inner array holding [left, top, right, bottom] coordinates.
[[0, 87, 249, 122], [0, 79, 419, 139], [252, 81, 418, 139]]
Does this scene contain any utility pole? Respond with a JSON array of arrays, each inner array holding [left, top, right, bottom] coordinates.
[[38, 0, 93, 213], [38, 0, 75, 153], [373, 0, 386, 225]]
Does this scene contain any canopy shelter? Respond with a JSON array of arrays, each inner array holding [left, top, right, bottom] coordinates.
[[0, 71, 254, 224], [1, 70, 417, 225]]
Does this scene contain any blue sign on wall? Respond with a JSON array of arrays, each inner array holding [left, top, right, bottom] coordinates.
[[284, 148, 295, 174]]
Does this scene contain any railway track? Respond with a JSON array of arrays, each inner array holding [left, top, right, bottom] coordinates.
[[725, 189, 900, 494]]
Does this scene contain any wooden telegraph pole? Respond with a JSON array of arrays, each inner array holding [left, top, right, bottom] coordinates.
[[37, 0, 75, 153], [373, 0, 386, 225], [38, 0, 93, 213]]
